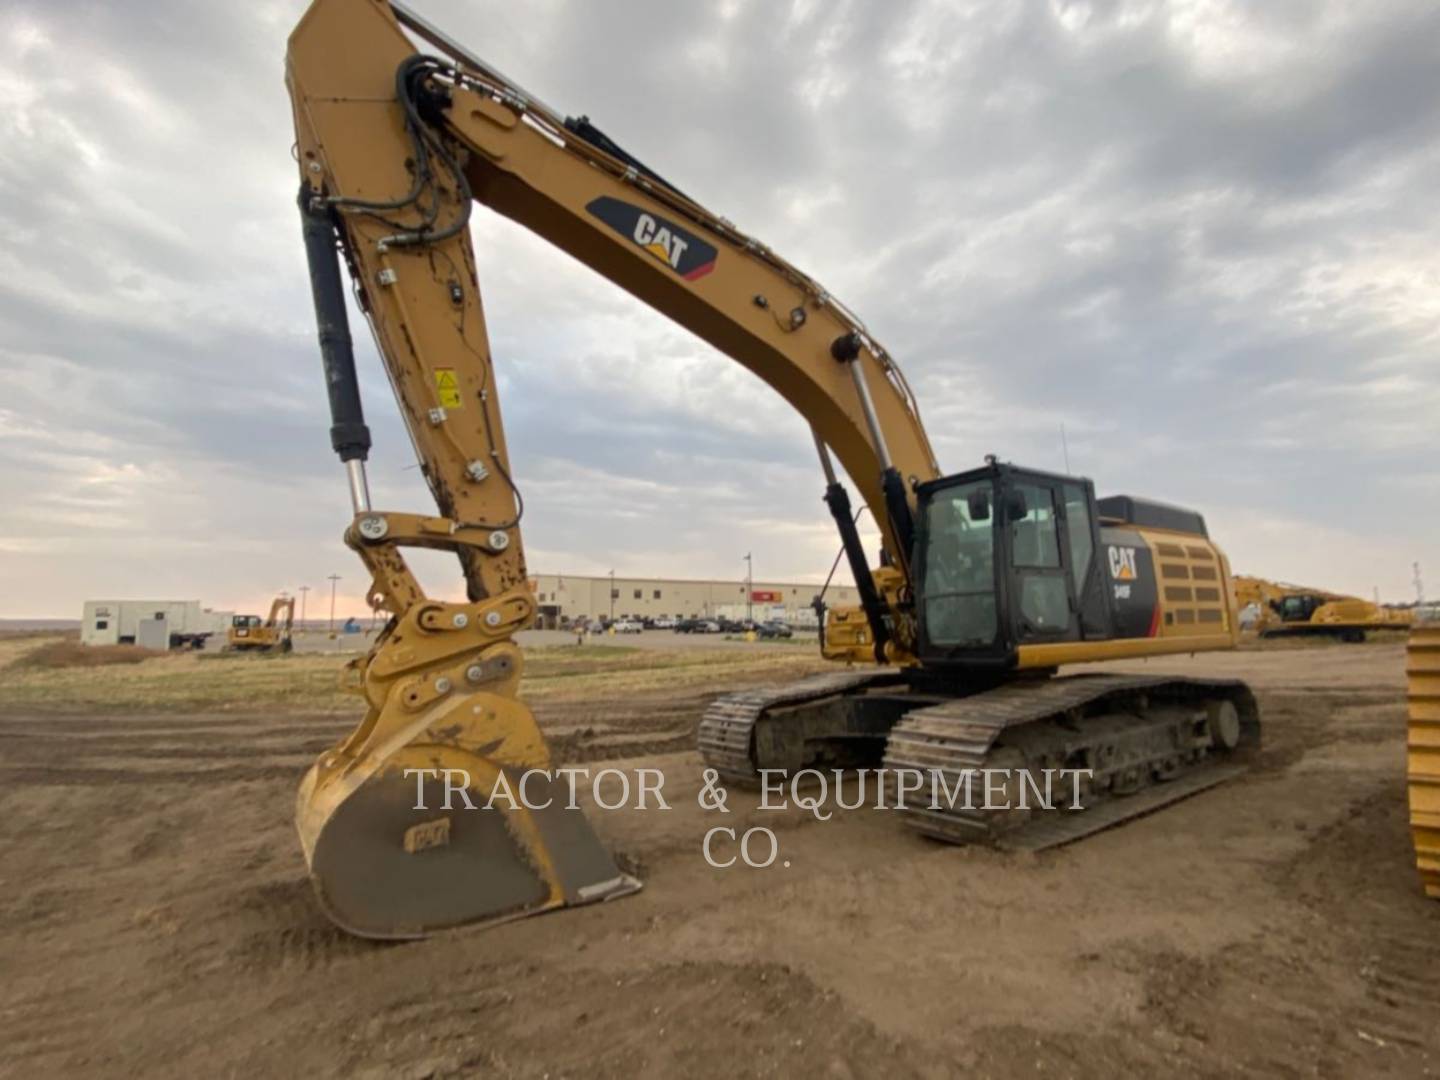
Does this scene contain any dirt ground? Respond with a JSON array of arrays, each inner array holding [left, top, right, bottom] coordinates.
[[2, 639, 1437, 1078]]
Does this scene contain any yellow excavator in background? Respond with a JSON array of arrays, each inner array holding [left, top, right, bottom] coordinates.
[[1233, 574, 1412, 643], [285, 0, 1260, 939], [226, 596, 296, 653]]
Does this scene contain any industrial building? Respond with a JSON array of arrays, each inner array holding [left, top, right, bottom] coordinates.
[[528, 574, 858, 627]]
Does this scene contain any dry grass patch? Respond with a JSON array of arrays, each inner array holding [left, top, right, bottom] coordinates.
[[10, 639, 165, 670], [0, 636, 828, 714], [0, 637, 355, 713]]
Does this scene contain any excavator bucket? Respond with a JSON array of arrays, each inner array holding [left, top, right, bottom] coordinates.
[[296, 644, 640, 939]]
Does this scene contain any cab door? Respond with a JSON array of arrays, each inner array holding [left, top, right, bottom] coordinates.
[[1004, 478, 1079, 644], [1002, 475, 1115, 645], [1059, 481, 1113, 640]]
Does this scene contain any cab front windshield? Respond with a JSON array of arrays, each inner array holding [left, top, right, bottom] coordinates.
[[921, 480, 998, 648], [1279, 596, 1315, 621]]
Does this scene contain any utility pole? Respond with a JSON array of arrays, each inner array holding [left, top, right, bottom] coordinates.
[[298, 585, 310, 629], [609, 569, 615, 621], [744, 552, 753, 623], [1416, 562, 1425, 606], [327, 574, 341, 633]]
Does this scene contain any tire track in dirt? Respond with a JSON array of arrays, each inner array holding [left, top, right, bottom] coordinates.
[[1279, 790, 1440, 1060], [0, 722, 351, 741], [536, 689, 719, 764], [223, 879, 378, 974], [0, 714, 353, 784], [0, 764, 308, 786]]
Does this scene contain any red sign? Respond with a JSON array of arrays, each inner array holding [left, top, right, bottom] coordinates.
[[750, 590, 781, 603]]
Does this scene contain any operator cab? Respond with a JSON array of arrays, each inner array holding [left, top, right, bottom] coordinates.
[[913, 461, 1115, 671], [1276, 594, 1323, 622], [233, 615, 263, 629]]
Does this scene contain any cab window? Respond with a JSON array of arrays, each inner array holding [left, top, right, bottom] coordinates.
[[1009, 483, 1069, 633], [1062, 483, 1094, 594], [922, 481, 997, 647], [1009, 483, 1060, 568]]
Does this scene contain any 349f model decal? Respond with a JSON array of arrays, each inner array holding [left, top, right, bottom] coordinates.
[[1103, 531, 1159, 637], [586, 197, 717, 281]]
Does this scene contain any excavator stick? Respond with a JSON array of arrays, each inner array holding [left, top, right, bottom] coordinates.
[[286, 241, 641, 939], [1407, 624, 1440, 899], [287, 0, 642, 934], [288, 199, 640, 937]]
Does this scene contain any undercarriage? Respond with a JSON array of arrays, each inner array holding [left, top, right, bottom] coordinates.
[[698, 672, 1260, 851]]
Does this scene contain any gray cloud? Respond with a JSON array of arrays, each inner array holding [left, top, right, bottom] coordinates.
[[0, 0, 1435, 617]]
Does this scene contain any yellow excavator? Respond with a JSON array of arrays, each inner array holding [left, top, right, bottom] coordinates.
[[286, 0, 1260, 938], [225, 596, 296, 653], [1233, 574, 1412, 643]]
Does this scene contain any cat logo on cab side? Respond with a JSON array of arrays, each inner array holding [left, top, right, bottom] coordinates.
[[1108, 545, 1139, 582]]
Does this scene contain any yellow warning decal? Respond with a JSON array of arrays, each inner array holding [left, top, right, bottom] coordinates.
[[434, 368, 462, 409]]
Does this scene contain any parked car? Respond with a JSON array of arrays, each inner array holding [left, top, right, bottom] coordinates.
[[674, 618, 700, 633], [612, 618, 643, 634], [651, 615, 677, 629], [693, 619, 722, 633], [758, 620, 793, 639]]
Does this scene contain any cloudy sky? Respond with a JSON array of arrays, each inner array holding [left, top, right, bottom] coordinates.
[[1, 0, 1436, 619]]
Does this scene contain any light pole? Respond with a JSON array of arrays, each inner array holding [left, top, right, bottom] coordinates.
[[744, 552, 753, 623], [327, 574, 341, 634], [298, 585, 310, 629], [608, 569, 615, 621]]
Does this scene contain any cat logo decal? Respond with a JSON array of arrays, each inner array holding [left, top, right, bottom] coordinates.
[[586, 197, 717, 281]]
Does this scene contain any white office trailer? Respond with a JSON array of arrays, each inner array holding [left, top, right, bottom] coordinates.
[[81, 600, 234, 649]]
